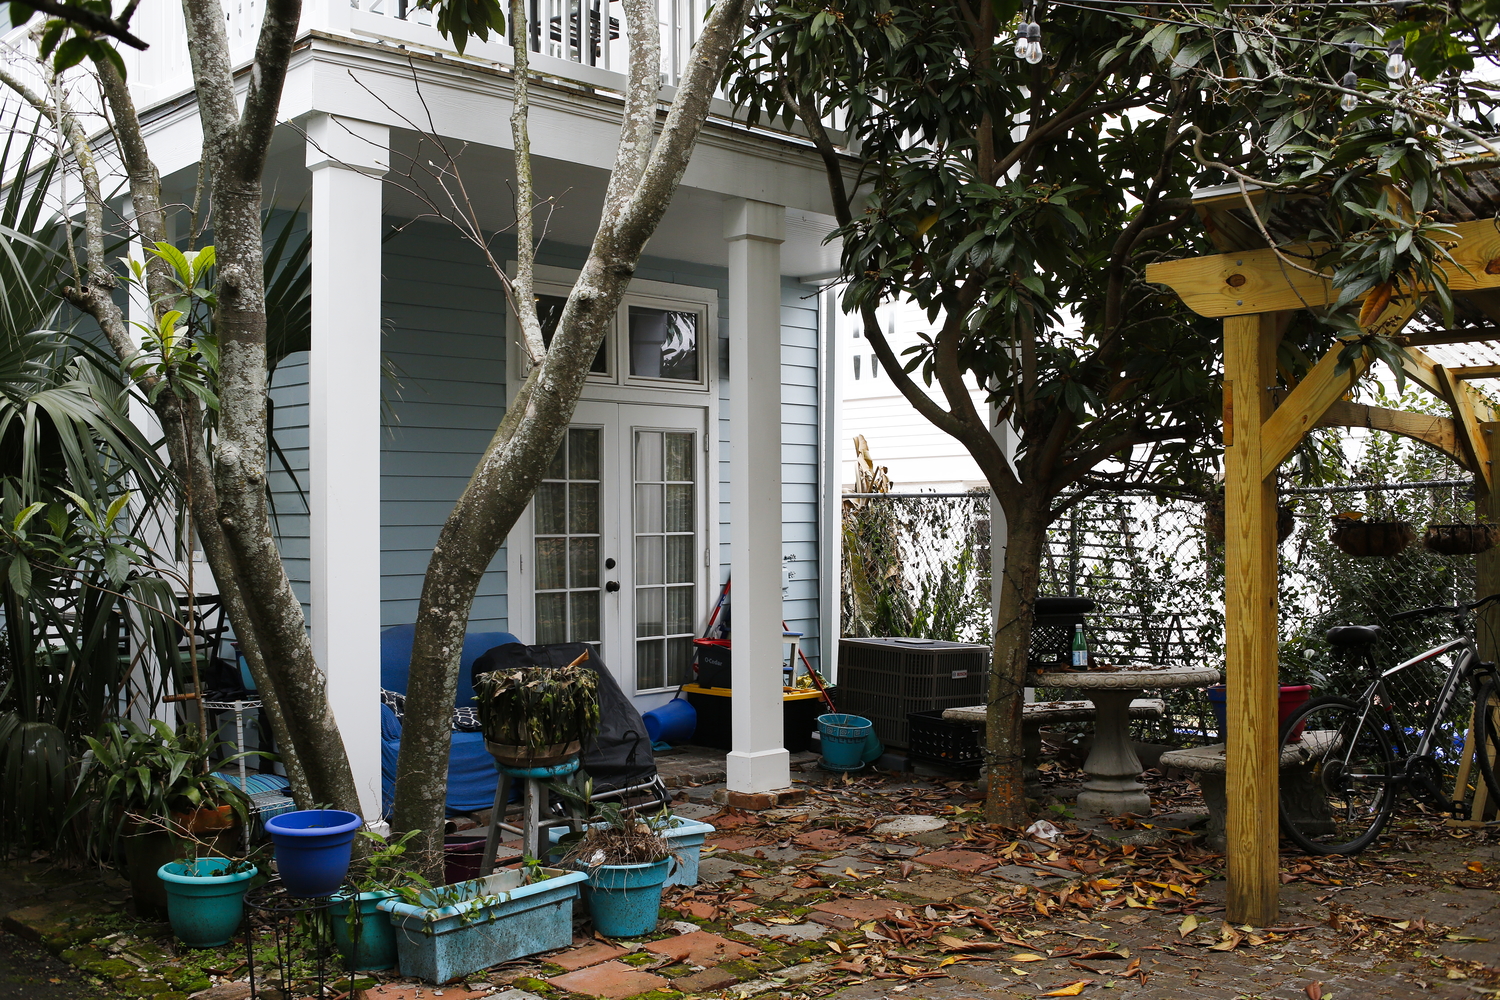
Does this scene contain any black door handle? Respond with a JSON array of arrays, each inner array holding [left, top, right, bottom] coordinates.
[[605, 580, 621, 593]]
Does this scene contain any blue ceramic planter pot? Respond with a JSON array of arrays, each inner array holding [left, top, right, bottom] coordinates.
[[264, 809, 362, 897], [585, 857, 673, 938], [158, 857, 257, 948], [331, 890, 399, 970]]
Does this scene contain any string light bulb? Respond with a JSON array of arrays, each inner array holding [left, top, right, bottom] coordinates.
[[1385, 38, 1406, 81], [1014, 19, 1031, 59], [1339, 42, 1361, 114], [1025, 21, 1043, 64]]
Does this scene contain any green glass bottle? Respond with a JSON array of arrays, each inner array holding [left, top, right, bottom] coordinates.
[[1070, 624, 1088, 668]]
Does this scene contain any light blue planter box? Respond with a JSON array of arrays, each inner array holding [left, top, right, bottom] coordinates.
[[546, 815, 715, 887], [377, 866, 587, 983]]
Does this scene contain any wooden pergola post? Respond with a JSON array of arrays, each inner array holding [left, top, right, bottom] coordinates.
[[1222, 313, 1283, 926], [1148, 220, 1500, 925]]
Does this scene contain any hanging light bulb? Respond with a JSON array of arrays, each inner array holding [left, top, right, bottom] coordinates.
[[1340, 70, 1359, 112], [1025, 20, 1043, 64], [1014, 20, 1031, 59], [1385, 38, 1407, 81]]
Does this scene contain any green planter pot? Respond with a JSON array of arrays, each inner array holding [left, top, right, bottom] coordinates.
[[331, 890, 399, 971], [158, 858, 257, 948]]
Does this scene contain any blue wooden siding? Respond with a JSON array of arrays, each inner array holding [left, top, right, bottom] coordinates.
[[268, 220, 823, 671]]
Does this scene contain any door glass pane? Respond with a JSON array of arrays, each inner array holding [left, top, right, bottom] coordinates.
[[633, 426, 698, 690], [535, 427, 603, 645], [636, 639, 663, 691], [629, 306, 698, 381]]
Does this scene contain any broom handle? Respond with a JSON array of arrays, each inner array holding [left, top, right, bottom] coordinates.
[[783, 619, 835, 712]]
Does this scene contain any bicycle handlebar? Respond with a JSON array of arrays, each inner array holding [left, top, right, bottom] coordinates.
[[1390, 592, 1500, 623]]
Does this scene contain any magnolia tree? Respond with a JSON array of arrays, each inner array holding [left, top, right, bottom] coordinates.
[[3, 0, 753, 870], [728, 0, 1500, 823]]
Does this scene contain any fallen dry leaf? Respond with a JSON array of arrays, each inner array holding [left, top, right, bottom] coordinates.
[[1178, 914, 1199, 938], [1038, 980, 1093, 997], [1305, 981, 1323, 1000]]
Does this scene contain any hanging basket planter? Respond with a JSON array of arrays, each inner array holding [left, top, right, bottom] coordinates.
[[1422, 523, 1500, 556], [1205, 502, 1296, 544], [1329, 518, 1415, 558]]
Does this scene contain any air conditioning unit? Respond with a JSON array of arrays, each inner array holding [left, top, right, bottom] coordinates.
[[836, 637, 989, 749]]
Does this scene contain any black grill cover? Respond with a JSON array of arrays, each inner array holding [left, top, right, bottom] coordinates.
[[470, 642, 658, 793]]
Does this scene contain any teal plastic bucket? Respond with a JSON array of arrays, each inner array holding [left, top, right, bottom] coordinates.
[[642, 697, 696, 744], [585, 857, 673, 938], [818, 714, 873, 769], [158, 857, 257, 948], [331, 890, 399, 971]]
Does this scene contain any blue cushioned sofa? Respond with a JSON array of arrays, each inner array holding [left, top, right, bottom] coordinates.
[[379, 625, 519, 817]]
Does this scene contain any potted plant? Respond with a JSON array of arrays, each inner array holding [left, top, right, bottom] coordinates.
[[1422, 522, 1500, 555], [474, 660, 600, 766], [66, 720, 256, 919], [1329, 512, 1415, 557], [556, 785, 679, 939], [330, 830, 429, 971], [156, 853, 261, 948], [376, 861, 587, 983]]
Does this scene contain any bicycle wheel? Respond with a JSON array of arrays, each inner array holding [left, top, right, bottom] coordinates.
[[1278, 696, 1396, 856], [1473, 678, 1500, 808]]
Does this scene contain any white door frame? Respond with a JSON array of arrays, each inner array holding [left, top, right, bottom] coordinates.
[[505, 266, 720, 708]]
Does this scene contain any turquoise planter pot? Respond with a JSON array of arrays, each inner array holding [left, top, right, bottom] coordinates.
[[158, 858, 257, 948], [585, 857, 672, 938], [331, 890, 399, 971]]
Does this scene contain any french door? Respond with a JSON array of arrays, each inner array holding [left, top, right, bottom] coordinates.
[[513, 401, 710, 702]]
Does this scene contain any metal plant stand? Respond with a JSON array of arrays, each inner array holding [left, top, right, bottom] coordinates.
[[244, 878, 348, 998]]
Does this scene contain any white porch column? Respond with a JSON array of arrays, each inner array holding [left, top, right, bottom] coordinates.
[[725, 198, 790, 794], [307, 115, 388, 819]]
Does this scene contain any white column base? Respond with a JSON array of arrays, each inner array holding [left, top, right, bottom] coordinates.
[[727, 747, 791, 793]]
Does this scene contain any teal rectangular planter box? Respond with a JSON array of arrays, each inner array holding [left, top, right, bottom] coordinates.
[[377, 866, 587, 983], [546, 815, 714, 887]]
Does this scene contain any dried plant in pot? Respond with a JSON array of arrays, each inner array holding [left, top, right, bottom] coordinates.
[[555, 788, 678, 939], [1422, 522, 1500, 556], [475, 662, 601, 767], [1329, 514, 1415, 557]]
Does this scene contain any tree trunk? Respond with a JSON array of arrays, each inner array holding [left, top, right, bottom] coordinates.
[[984, 499, 1048, 827]]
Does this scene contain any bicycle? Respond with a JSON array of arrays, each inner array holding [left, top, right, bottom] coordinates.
[[1277, 593, 1500, 855]]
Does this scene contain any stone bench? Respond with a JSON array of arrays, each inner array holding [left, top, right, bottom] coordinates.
[[1159, 730, 1341, 850], [943, 700, 1167, 788]]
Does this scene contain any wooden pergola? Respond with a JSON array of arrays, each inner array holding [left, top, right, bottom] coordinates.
[[1146, 188, 1500, 926]]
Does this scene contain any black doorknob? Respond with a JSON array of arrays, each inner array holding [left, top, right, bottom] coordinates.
[[605, 580, 621, 593]]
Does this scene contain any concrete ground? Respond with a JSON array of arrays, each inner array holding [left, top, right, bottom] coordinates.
[[3, 752, 1497, 999]]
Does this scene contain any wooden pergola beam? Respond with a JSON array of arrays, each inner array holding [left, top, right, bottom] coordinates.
[[1448, 365, 1500, 380], [1144, 219, 1500, 318], [1435, 364, 1495, 490], [1259, 341, 1367, 478], [1315, 401, 1473, 471]]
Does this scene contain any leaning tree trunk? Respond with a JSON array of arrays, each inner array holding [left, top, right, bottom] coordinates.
[[984, 503, 1049, 827]]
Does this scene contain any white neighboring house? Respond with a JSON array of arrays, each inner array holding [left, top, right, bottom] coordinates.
[[838, 298, 989, 492]]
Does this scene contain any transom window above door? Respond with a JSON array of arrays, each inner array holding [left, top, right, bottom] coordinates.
[[518, 272, 714, 393]]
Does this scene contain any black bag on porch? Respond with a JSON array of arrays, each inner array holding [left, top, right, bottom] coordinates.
[[470, 642, 661, 799]]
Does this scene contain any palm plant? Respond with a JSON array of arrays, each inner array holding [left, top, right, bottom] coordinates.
[[0, 118, 182, 854]]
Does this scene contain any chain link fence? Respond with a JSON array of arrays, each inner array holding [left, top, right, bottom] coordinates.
[[842, 441, 1487, 753]]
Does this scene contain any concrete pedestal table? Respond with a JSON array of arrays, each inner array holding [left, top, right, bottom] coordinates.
[[1028, 664, 1221, 816]]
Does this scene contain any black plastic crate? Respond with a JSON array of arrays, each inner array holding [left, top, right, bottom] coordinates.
[[837, 637, 988, 747], [906, 709, 983, 768], [1028, 597, 1096, 670]]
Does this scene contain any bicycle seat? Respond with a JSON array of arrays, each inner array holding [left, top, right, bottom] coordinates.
[[1326, 625, 1382, 647]]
